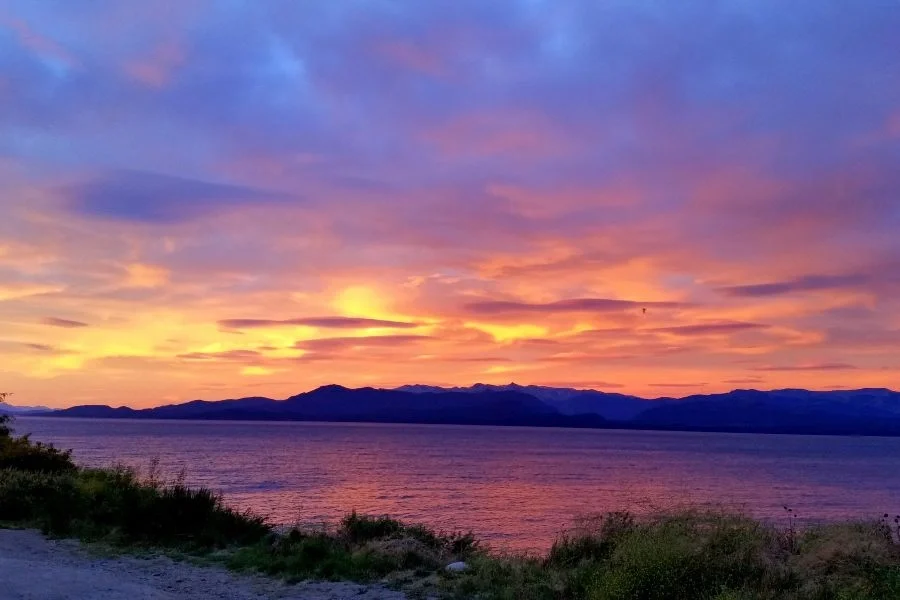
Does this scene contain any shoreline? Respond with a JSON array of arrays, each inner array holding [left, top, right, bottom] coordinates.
[[2, 415, 900, 599], [0, 528, 409, 600], [23, 413, 900, 439]]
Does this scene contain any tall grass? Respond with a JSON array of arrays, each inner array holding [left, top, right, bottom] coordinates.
[[0, 414, 268, 548], [0, 414, 74, 473], [226, 511, 480, 582], [441, 510, 900, 600]]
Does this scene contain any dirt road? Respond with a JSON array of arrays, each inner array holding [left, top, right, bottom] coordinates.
[[0, 529, 409, 600]]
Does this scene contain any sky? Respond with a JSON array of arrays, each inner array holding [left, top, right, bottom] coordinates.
[[1, 1, 899, 408]]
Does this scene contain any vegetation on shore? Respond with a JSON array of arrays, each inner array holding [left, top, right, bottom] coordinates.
[[2, 410, 899, 599]]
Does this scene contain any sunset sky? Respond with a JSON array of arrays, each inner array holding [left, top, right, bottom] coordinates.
[[1, 1, 899, 408]]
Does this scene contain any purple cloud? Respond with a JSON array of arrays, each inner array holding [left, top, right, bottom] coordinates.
[[649, 382, 709, 388], [718, 274, 871, 297], [176, 350, 261, 361], [64, 170, 295, 224], [465, 298, 684, 315], [753, 363, 859, 372], [219, 317, 418, 329], [41, 317, 89, 328], [653, 322, 768, 336], [295, 335, 429, 351]]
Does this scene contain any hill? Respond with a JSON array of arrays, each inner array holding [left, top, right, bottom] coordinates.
[[40, 384, 900, 436]]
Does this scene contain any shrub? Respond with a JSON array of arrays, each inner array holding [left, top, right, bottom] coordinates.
[[340, 512, 403, 544], [586, 511, 782, 600], [0, 469, 80, 530], [0, 415, 76, 473], [0, 462, 268, 548], [68, 466, 269, 547], [791, 521, 900, 599], [338, 511, 479, 560], [548, 512, 637, 568], [443, 553, 563, 600]]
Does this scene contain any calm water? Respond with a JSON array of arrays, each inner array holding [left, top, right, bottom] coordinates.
[[14, 417, 900, 551]]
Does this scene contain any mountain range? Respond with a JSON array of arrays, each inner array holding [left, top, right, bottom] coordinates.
[[1, 401, 50, 414], [27, 383, 900, 436]]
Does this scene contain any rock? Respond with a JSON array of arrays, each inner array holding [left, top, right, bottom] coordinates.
[[445, 561, 468, 572]]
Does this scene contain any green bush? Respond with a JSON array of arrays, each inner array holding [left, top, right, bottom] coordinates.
[[340, 512, 404, 544], [0, 469, 79, 530], [226, 513, 480, 583], [0, 415, 76, 473], [69, 467, 269, 547], [581, 512, 780, 600], [548, 512, 637, 568], [791, 522, 900, 599], [0, 463, 268, 548], [443, 553, 564, 600]]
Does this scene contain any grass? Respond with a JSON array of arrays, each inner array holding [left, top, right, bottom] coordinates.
[[1, 412, 899, 598], [226, 512, 480, 583], [439, 511, 900, 600]]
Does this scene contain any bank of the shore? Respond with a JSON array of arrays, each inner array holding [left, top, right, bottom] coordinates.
[[2, 414, 900, 599], [0, 528, 409, 600]]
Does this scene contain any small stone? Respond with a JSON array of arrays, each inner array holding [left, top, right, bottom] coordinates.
[[445, 561, 468, 572]]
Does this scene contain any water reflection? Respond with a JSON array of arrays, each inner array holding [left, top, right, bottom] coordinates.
[[15, 418, 900, 551]]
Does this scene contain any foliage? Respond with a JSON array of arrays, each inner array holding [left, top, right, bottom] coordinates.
[[0, 414, 266, 548], [442, 510, 900, 600], [227, 512, 479, 582], [0, 412, 77, 473], [0, 430, 76, 473], [0, 465, 269, 548]]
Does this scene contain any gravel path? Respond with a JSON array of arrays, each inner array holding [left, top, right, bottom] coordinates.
[[0, 529, 410, 600]]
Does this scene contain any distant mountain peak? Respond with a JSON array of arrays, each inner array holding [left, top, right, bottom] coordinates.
[[36, 383, 900, 437], [0, 401, 51, 414], [312, 384, 351, 393]]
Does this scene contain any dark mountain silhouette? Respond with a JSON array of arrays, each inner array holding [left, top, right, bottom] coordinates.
[[47, 386, 607, 428], [397, 383, 652, 420], [41, 384, 900, 436], [0, 401, 50, 414], [635, 388, 900, 435]]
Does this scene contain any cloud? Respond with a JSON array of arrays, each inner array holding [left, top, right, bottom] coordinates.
[[753, 363, 859, 372], [21, 342, 71, 355], [652, 322, 768, 336], [64, 170, 295, 224], [294, 335, 430, 351], [717, 274, 870, 297], [465, 298, 685, 316], [125, 264, 169, 288], [724, 377, 764, 385], [0, 282, 64, 301], [41, 317, 89, 328], [219, 317, 418, 330], [24, 342, 55, 352], [2, 1, 900, 405], [422, 356, 513, 363], [176, 350, 261, 361], [649, 382, 709, 388]]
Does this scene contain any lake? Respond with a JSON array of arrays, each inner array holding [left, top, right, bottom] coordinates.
[[13, 417, 900, 551]]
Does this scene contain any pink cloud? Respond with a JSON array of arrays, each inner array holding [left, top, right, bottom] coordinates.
[[124, 41, 185, 88]]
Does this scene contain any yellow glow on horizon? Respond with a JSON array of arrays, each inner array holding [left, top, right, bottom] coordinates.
[[332, 285, 386, 317]]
